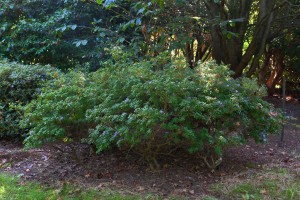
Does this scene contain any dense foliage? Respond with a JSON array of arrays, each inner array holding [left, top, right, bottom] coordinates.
[[21, 56, 281, 169], [0, 60, 57, 137], [21, 70, 101, 147], [0, 0, 119, 71], [1, 0, 299, 93]]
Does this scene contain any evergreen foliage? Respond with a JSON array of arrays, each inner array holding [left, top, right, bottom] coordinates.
[[0, 60, 57, 137], [21, 54, 281, 169]]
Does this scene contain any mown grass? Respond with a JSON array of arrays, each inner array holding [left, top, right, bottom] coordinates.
[[0, 173, 146, 200], [211, 167, 300, 200]]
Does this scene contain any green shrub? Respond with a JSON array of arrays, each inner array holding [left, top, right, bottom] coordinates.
[[21, 70, 99, 147], [86, 60, 281, 169], [22, 57, 281, 169], [0, 60, 57, 138]]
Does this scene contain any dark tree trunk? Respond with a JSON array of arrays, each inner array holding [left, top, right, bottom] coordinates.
[[265, 51, 285, 96], [183, 31, 210, 69], [205, 0, 276, 78]]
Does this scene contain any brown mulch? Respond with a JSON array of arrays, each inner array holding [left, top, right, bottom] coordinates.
[[0, 97, 299, 199]]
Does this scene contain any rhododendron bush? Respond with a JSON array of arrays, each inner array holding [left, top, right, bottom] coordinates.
[[22, 56, 281, 169]]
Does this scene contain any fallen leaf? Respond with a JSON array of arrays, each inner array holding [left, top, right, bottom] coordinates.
[[137, 186, 145, 191], [260, 189, 268, 194], [42, 155, 48, 161], [257, 176, 264, 180]]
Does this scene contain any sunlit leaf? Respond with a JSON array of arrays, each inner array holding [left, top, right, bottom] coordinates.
[[81, 40, 88, 45], [70, 25, 77, 30], [136, 18, 142, 25], [104, 0, 116, 8], [137, 8, 145, 15], [61, 25, 67, 31], [117, 37, 125, 43]]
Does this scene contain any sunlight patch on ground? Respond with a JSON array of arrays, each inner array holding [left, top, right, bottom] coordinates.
[[0, 186, 5, 199]]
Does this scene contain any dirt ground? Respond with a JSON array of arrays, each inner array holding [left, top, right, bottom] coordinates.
[[0, 97, 299, 199]]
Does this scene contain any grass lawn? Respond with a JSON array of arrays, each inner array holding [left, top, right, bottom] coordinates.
[[211, 167, 300, 200], [0, 173, 143, 200]]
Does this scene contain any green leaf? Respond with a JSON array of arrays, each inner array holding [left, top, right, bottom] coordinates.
[[122, 20, 135, 31], [104, 0, 116, 8], [75, 41, 81, 47], [136, 18, 142, 25], [70, 25, 77, 30], [61, 25, 67, 32], [100, 32, 106, 37], [152, 0, 164, 8], [81, 40, 88, 45], [117, 37, 125, 43], [137, 8, 145, 15]]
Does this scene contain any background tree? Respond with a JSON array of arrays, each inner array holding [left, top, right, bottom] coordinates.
[[1, 0, 299, 95], [201, 0, 300, 78], [260, 28, 300, 95], [0, 0, 118, 71]]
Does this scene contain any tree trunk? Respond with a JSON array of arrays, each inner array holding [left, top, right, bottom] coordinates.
[[183, 31, 210, 69], [205, 0, 276, 78], [265, 51, 285, 96], [258, 51, 272, 83]]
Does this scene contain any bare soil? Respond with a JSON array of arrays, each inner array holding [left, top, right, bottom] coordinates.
[[1, 97, 299, 199]]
